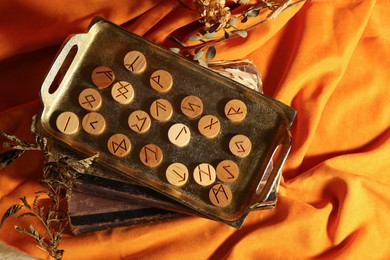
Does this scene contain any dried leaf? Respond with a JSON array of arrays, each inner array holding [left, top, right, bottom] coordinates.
[[17, 212, 36, 220], [168, 36, 188, 47], [228, 17, 238, 27], [205, 46, 216, 61], [193, 49, 204, 61], [170, 47, 180, 54], [247, 8, 260, 17], [0, 130, 27, 145], [235, 30, 248, 38], [208, 24, 219, 33], [197, 58, 208, 67], [38, 206, 45, 220], [188, 34, 201, 41], [68, 153, 98, 173], [15, 225, 29, 235], [29, 224, 41, 241], [0, 150, 25, 169], [20, 197, 31, 210], [224, 31, 230, 39], [198, 28, 207, 35], [0, 204, 22, 228], [33, 195, 40, 211], [204, 31, 215, 39]]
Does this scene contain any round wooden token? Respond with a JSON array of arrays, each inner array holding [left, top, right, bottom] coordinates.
[[166, 163, 189, 187], [111, 81, 134, 104], [107, 134, 131, 157], [168, 123, 191, 147], [209, 184, 232, 207], [216, 160, 239, 183], [91, 66, 115, 89], [150, 99, 173, 122], [198, 115, 220, 138], [56, 111, 79, 134], [139, 144, 163, 167], [128, 110, 151, 134], [150, 70, 173, 93], [193, 163, 216, 186], [180, 95, 203, 119], [229, 134, 252, 158], [82, 112, 106, 135], [78, 88, 102, 111], [123, 51, 146, 73], [224, 99, 247, 123]]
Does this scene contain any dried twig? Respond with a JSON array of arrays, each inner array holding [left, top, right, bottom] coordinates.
[[0, 130, 97, 260]]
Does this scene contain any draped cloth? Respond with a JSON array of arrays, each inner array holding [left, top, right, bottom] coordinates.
[[0, 0, 389, 259]]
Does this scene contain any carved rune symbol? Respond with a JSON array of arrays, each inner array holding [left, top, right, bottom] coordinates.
[[112, 139, 127, 154], [227, 106, 243, 115], [223, 165, 236, 179], [81, 94, 96, 108], [151, 75, 163, 88], [234, 141, 246, 154], [143, 146, 158, 163], [89, 121, 98, 130], [172, 169, 186, 182], [131, 115, 147, 132], [155, 100, 167, 116], [96, 70, 114, 81], [175, 126, 188, 140], [197, 164, 212, 182], [211, 184, 229, 204], [125, 55, 140, 71], [63, 116, 71, 132], [116, 82, 130, 99], [182, 102, 201, 112], [140, 144, 162, 167], [204, 117, 219, 130]]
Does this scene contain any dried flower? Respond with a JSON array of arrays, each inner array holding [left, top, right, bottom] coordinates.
[[194, 0, 232, 31], [172, 0, 305, 64], [232, 0, 250, 4]]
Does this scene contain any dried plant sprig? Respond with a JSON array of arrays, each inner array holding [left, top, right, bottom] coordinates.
[[170, 0, 305, 64], [0, 129, 97, 260]]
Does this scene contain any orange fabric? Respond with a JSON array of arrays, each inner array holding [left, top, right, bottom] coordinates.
[[1, 0, 389, 259]]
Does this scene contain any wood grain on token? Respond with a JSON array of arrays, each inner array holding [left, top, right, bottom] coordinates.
[[216, 160, 239, 183], [150, 70, 172, 93], [150, 99, 173, 122], [181, 95, 203, 118], [166, 163, 189, 187], [107, 134, 131, 157], [193, 163, 216, 186], [168, 123, 191, 147], [224, 99, 247, 123], [229, 134, 252, 158], [56, 111, 79, 134], [128, 110, 151, 134], [140, 144, 163, 167], [209, 184, 232, 207], [82, 112, 106, 135], [111, 81, 134, 104], [124, 51, 146, 73], [91, 66, 114, 89], [198, 115, 220, 138], [78, 88, 102, 111]]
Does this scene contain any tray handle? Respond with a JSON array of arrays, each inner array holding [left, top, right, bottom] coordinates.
[[40, 33, 85, 107], [252, 130, 292, 206]]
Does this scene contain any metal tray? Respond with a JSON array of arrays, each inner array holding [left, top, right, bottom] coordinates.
[[36, 17, 295, 227]]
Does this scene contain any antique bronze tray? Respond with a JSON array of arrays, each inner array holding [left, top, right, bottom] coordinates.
[[35, 17, 295, 227]]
